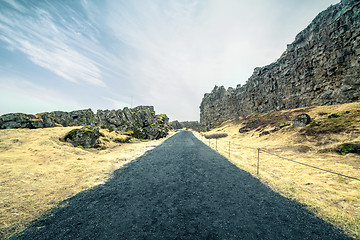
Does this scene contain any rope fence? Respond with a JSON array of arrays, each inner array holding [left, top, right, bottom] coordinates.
[[199, 134, 360, 182]]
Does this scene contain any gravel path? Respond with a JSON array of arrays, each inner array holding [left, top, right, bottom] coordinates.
[[12, 131, 351, 239]]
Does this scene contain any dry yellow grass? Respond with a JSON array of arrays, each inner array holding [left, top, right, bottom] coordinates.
[[0, 127, 175, 239], [194, 102, 360, 239]]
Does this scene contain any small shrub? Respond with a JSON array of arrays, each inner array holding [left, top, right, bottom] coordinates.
[[338, 143, 360, 155], [298, 145, 312, 153], [204, 133, 228, 139], [279, 122, 291, 129], [259, 131, 270, 137], [317, 148, 336, 154], [270, 127, 280, 133], [328, 111, 350, 119], [113, 136, 131, 143], [122, 130, 134, 136]]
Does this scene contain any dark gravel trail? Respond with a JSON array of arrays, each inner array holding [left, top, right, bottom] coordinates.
[[12, 131, 351, 240]]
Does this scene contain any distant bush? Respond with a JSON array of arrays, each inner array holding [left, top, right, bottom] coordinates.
[[204, 133, 228, 139]]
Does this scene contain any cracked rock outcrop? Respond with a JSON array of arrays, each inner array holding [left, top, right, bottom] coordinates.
[[200, 0, 360, 129], [0, 106, 170, 140]]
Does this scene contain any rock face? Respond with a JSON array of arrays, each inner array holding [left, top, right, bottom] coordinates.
[[200, 0, 360, 129], [0, 113, 55, 129], [51, 109, 95, 127], [0, 106, 170, 140], [169, 120, 205, 131], [63, 126, 102, 148], [95, 106, 169, 140]]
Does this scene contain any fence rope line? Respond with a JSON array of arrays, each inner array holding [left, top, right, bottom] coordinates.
[[229, 142, 258, 150], [201, 135, 360, 182], [260, 149, 360, 182]]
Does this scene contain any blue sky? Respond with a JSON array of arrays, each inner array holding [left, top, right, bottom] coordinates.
[[0, 0, 340, 121]]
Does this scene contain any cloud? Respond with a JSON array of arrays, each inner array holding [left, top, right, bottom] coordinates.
[[0, 76, 82, 115], [3, 0, 26, 12], [0, 0, 341, 121], [99, 0, 341, 120], [0, 1, 106, 87]]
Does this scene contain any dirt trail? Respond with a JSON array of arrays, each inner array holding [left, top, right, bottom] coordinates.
[[11, 131, 352, 239]]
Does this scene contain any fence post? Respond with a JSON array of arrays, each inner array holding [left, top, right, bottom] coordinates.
[[229, 141, 231, 157], [257, 148, 260, 175]]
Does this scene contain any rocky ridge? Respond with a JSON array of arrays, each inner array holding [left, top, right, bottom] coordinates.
[[200, 0, 360, 129], [170, 120, 205, 132], [0, 106, 169, 140]]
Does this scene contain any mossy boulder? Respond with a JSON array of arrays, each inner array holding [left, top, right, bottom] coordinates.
[[292, 114, 311, 127], [63, 126, 102, 148]]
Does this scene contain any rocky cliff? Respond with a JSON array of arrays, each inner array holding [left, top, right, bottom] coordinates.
[[0, 106, 170, 140], [200, 0, 360, 129]]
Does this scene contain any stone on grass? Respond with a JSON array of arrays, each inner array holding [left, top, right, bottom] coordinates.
[[292, 114, 311, 127], [64, 126, 102, 148]]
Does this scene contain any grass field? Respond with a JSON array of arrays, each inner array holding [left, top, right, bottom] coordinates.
[[0, 127, 175, 239], [194, 102, 360, 239]]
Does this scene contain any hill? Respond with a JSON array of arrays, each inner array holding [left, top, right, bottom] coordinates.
[[194, 102, 360, 238]]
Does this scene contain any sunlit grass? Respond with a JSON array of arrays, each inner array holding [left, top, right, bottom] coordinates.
[[0, 127, 175, 239], [194, 102, 360, 239]]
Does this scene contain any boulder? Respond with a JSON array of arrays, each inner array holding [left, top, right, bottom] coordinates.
[[63, 126, 102, 148], [292, 114, 312, 127]]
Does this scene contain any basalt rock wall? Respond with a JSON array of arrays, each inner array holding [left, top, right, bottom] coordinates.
[[200, 0, 360, 129], [0, 106, 170, 140]]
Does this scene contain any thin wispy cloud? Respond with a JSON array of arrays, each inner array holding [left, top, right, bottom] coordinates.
[[0, 76, 82, 114], [0, 1, 105, 87], [0, 0, 340, 120]]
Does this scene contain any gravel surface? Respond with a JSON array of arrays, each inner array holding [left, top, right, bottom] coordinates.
[[12, 131, 352, 239]]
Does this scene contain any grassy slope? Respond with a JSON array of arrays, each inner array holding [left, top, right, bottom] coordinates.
[[0, 127, 175, 239], [194, 102, 360, 239]]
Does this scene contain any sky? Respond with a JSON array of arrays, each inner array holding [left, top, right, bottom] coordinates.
[[0, 0, 340, 121]]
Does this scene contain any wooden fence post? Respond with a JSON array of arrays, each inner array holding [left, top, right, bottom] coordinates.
[[229, 141, 231, 157], [257, 148, 260, 175]]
